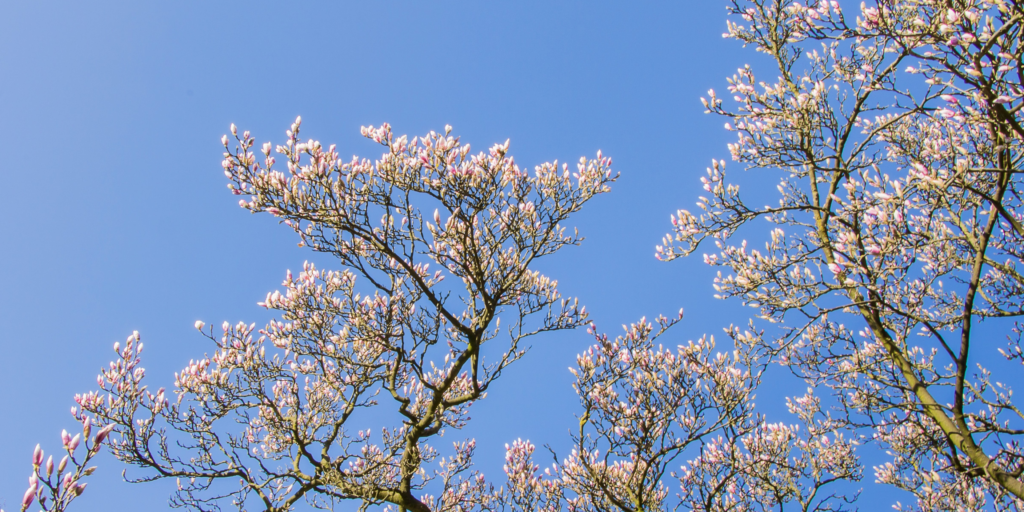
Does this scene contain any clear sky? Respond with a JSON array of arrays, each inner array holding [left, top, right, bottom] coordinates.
[[0, 2, 896, 510]]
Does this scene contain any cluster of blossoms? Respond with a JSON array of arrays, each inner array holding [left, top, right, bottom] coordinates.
[[659, 0, 1024, 508], [6, 415, 112, 512], [678, 388, 861, 511]]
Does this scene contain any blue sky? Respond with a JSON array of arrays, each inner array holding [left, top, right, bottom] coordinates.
[[0, 2, 898, 510]]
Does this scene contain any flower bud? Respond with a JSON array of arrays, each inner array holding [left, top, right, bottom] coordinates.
[[94, 424, 115, 445], [195, 320, 205, 331], [22, 486, 35, 509], [68, 433, 81, 451], [32, 444, 43, 466], [46, 456, 53, 476]]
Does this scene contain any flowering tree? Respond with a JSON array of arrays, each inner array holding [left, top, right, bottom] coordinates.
[[19, 0, 1024, 509], [11, 119, 614, 512], [656, 0, 1024, 509]]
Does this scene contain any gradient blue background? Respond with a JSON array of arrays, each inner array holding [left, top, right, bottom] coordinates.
[[0, 2, 895, 510]]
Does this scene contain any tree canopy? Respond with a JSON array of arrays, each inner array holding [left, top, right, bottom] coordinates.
[[11, 1, 1024, 511]]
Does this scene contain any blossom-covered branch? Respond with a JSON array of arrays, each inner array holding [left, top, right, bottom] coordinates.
[[6, 417, 111, 512], [499, 315, 861, 511]]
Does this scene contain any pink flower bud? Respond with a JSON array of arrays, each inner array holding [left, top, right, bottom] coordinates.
[[62, 430, 71, 448], [74, 482, 88, 496], [68, 433, 81, 451], [230, 123, 237, 136], [32, 444, 43, 466], [22, 486, 35, 508], [46, 456, 53, 476], [195, 320, 205, 331], [94, 424, 115, 445]]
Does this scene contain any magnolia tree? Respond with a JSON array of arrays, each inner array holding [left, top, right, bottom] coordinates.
[[655, 0, 1024, 509], [11, 120, 614, 512], [16, 0, 1024, 510]]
